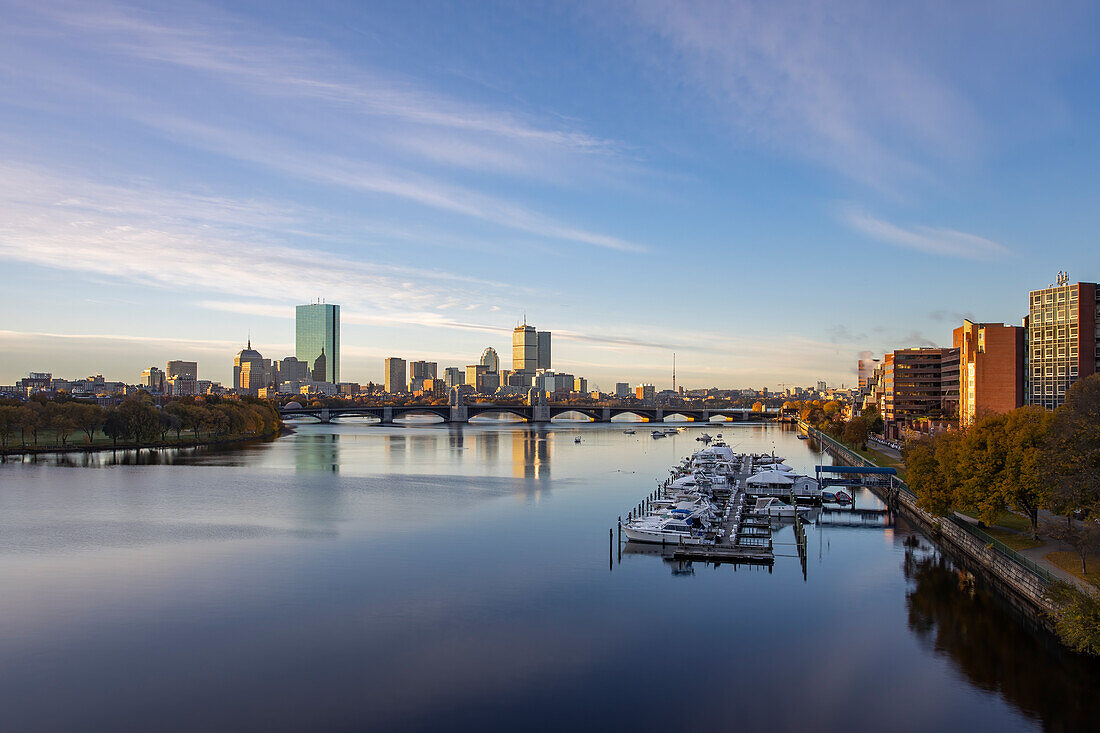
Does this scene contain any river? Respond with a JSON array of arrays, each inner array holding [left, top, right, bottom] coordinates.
[[0, 421, 1097, 731]]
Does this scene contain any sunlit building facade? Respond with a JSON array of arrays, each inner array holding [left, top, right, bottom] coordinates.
[[954, 320, 1025, 425], [1026, 278, 1099, 410]]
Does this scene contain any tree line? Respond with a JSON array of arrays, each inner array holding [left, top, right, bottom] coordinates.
[[0, 395, 282, 450]]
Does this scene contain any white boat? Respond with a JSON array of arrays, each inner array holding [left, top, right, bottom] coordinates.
[[752, 497, 805, 518], [696, 433, 712, 442], [623, 515, 711, 544]]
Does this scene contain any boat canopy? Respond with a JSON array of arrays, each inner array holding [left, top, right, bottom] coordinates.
[[746, 470, 795, 486]]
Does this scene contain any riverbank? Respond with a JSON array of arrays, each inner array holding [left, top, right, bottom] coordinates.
[[0, 426, 288, 458]]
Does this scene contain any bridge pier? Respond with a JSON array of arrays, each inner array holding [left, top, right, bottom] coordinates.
[[382, 407, 393, 425], [449, 406, 468, 423], [319, 408, 331, 424], [600, 408, 611, 423], [531, 405, 550, 423]]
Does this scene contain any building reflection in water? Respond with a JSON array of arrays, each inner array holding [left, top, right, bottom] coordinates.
[[296, 432, 340, 473], [903, 543, 1100, 730], [512, 427, 550, 480]]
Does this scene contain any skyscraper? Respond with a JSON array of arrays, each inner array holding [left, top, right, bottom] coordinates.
[[233, 341, 265, 395], [513, 324, 538, 373], [1026, 276, 1098, 410], [536, 331, 551, 370], [385, 357, 407, 393], [480, 347, 500, 373], [296, 303, 340, 384]]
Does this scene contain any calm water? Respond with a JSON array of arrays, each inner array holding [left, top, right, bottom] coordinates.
[[1, 422, 1097, 732]]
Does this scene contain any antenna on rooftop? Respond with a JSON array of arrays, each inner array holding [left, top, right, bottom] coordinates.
[[672, 352, 676, 393]]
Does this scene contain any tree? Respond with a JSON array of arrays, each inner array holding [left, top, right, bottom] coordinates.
[[843, 416, 868, 450], [751, 401, 764, 412], [118, 399, 159, 443], [996, 407, 1053, 538], [165, 402, 189, 440], [68, 402, 104, 443], [159, 411, 181, 441], [1043, 518, 1100, 575], [46, 402, 76, 446], [0, 405, 19, 448], [102, 408, 126, 447], [1047, 374, 1100, 522], [1045, 582, 1100, 655], [18, 404, 41, 447]]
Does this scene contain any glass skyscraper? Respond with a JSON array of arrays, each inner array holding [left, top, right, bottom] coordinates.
[[296, 303, 340, 384]]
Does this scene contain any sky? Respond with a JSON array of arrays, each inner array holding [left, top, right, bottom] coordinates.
[[1, 0, 1099, 390]]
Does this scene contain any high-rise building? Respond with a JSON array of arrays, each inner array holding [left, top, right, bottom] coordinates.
[[1026, 276, 1099, 410], [816, 380, 827, 393], [233, 341, 265, 395], [466, 364, 489, 392], [635, 384, 655, 402], [409, 361, 438, 382], [857, 357, 880, 392], [480, 347, 500, 373], [513, 324, 538, 373], [166, 360, 197, 381], [615, 382, 630, 398], [273, 357, 309, 384], [537, 331, 551, 370], [574, 376, 587, 393], [296, 303, 340, 384], [954, 320, 1025, 425], [385, 358, 406, 393], [141, 366, 165, 392], [880, 347, 960, 437], [443, 367, 465, 389]]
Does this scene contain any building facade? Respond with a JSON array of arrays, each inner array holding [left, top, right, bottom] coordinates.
[[141, 366, 165, 392], [513, 324, 538, 373], [385, 357, 406, 393], [480, 347, 500, 373], [233, 343, 265, 394], [880, 347, 960, 436], [409, 361, 438, 382], [296, 303, 340, 384], [443, 367, 465, 389], [1026, 278, 1099, 410], [954, 320, 1025, 425]]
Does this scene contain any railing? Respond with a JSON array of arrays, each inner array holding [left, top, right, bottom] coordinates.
[[947, 516, 1058, 584], [801, 421, 1058, 589]]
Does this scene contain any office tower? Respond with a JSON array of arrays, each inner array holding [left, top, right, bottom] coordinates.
[[635, 384, 655, 401], [466, 364, 489, 392], [1026, 276, 1099, 410], [233, 341, 265, 394], [273, 357, 309, 383], [615, 382, 630, 398], [954, 320, 1025, 425], [513, 324, 538, 373], [880, 347, 960, 437], [536, 332, 551, 370], [296, 302, 340, 384], [141, 367, 165, 392], [409, 361, 438, 381], [857, 357, 880, 392], [480, 347, 500, 373], [443, 367, 465, 389], [574, 376, 587, 393], [816, 380, 827, 393], [166, 360, 198, 381], [385, 358, 407, 393]]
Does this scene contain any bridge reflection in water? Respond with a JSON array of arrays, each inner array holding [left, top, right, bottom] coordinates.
[[281, 403, 779, 424]]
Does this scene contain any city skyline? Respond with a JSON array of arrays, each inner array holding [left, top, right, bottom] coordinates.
[[2, 2, 1100, 387]]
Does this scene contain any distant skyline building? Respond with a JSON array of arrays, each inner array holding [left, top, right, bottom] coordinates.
[[480, 347, 500, 373], [537, 331, 551, 370], [443, 366, 465, 389], [141, 366, 165, 392], [615, 382, 630, 398], [512, 321, 550, 375], [296, 302, 340, 384], [1026, 276, 1098, 410], [166, 360, 197, 381], [410, 361, 438, 381], [384, 357, 406, 393], [233, 341, 266, 395]]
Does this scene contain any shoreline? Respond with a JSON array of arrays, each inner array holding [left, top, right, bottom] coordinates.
[[0, 425, 290, 458]]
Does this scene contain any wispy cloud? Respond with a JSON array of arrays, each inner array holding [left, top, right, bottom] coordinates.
[[621, 0, 982, 188], [841, 205, 1009, 260]]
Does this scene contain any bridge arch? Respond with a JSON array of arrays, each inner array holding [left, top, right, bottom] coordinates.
[[392, 407, 450, 422], [467, 406, 531, 422], [608, 409, 656, 422], [549, 408, 598, 422]]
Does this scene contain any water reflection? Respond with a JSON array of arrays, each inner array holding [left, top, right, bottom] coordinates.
[[904, 544, 1100, 730]]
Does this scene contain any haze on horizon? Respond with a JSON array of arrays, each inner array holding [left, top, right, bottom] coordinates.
[[1, 1, 1099, 389]]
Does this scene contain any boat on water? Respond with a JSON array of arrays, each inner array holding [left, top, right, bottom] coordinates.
[[651, 431, 666, 439], [821, 490, 837, 503], [797, 434, 808, 440], [574, 436, 582, 444], [696, 433, 712, 442], [622, 513, 713, 544], [752, 497, 806, 518], [623, 429, 636, 435], [834, 490, 853, 504]]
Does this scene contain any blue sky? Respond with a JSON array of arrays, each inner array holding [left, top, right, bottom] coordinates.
[[2, 0, 1099, 389]]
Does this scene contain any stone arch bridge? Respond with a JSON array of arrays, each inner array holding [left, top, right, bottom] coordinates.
[[279, 404, 779, 425]]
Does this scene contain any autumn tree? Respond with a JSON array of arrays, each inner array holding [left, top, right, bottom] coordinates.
[[68, 402, 104, 443], [1047, 374, 1100, 522]]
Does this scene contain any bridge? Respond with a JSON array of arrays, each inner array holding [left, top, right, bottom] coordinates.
[[279, 403, 780, 424]]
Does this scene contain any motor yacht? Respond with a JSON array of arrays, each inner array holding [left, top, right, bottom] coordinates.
[[751, 497, 805, 518]]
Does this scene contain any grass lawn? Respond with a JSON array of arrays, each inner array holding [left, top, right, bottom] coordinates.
[[984, 526, 1046, 551], [853, 446, 907, 480], [1044, 551, 1100, 588]]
